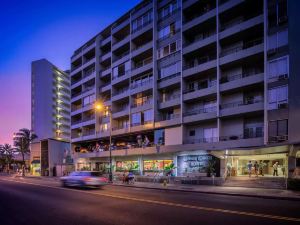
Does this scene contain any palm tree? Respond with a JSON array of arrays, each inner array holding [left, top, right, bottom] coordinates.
[[0, 144, 15, 173], [13, 128, 37, 176]]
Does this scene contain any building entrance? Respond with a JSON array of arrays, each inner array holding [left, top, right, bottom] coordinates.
[[226, 153, 287, 178]]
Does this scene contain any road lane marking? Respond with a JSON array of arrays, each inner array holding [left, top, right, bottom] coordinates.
[[0, 178, 299, 223]]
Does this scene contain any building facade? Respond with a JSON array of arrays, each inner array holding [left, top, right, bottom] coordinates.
[[31, 59, 72, 176], [70, 0, 300, 180]]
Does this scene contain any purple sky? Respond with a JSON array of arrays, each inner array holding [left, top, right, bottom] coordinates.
[[0, 0, 140, 144]]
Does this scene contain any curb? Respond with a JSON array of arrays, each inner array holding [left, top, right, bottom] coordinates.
[[110, 183, 300, 202]]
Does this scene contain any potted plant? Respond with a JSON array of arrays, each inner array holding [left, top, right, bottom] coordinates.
[[205, 159, 216, 177]]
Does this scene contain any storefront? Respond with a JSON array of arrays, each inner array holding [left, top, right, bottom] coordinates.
[[211, 146, 290, 178], [116, 160, 139, 172], [143, 159, 174, 175], [30, 159, 41, 176]]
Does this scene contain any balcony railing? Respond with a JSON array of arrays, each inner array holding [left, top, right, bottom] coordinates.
[[183, 5, 215, 24], [158, 8, 181, 21], [157, 113, 181, 121], [220, 38, 263, 57], [184, 137, 219, 144], [112, 70, 130, 80], [157, 28, 181, 42], [220, 129, 263, 141], [220, 71, 263, 84], [114, 51, 130, 62], [183, 80, 217, 94], [220, 16, 244, 32], [183, 55, 216, 70], [112, 87, 129, 97], [113, 105, 129, 114], [82, 130, 95, 136], [159, 93, 181, 102], [133, 57, 153, 70], [131, 98, 152, 108], [131, 78, 153, 89], [82, 86, 94, 94], [183, 106, 217, 117], [71, 105, 82, 112], [158, 72, 181, 83], [220, 99, 263, 110], [183, 31, 216, 47], [83, 68, 95, 78], [132, 41, 152, 52], [112, 124, 129, 131], [112, 35, 130, 46], [71, 64, 82, 72]]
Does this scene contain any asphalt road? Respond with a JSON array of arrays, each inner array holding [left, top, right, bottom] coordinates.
[[0, 176, 299, 225]]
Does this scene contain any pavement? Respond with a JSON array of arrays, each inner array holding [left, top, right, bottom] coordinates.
[[9, 173, 300, 201], [0, 176, 300, 225]]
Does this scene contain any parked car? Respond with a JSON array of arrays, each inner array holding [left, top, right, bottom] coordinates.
[[60, 171, 109, 188]]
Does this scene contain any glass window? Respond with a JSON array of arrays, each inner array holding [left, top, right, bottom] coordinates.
[[189, 130, 195, 136], [268, 56, 288, 79], [268, 85, 288, 109], [131, 113, 141, 125], [143, 109, 153, 122], [154, 129, 164, 145]]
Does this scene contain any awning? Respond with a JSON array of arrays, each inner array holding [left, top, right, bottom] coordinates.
[[31, 160, 40, 164]]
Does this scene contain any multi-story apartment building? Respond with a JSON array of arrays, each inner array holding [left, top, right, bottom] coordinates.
[[31, 59, 72, 176], [70, 0, 300, 182]]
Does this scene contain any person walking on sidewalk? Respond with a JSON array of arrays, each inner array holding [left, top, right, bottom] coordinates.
[[254, 161, 259, 177], [259, 160, 265, 176], [273, 162, 279, 176], [247, 161, 252, 177]]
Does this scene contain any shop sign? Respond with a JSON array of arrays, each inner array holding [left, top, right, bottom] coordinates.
[[177, 154, 218, 176]]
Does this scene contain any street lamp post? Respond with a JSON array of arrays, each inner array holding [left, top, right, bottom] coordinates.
[[95, 103, 113, 182]]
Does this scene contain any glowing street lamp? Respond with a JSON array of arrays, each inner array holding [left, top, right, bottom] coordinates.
[[95, 102, 113, 182]]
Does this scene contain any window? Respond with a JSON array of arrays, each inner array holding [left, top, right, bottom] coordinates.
[[83, 94, 95, 106], [112, 61, 130, 79], [203, 128, 218, 142], [159, 61, 181, 79], [268, 29, 288, 50], [268, 85, 288, 109], [158, 0, 180, 20], [189, 130, 195, 136], [100, 123, 109, 132], [132, 10, 153, 32], [154, 129, 165, 145], [143, 109, 153, 123], [157, 39, 181, 59], [268, 56, 288, 79], [131, 112, 141, 125], [268, 119, 288, 140], [158, 21, 180, 40], [268, 0, 288, 28]]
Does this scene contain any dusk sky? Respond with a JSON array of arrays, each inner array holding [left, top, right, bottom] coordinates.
[[0, 0, 140, 144]]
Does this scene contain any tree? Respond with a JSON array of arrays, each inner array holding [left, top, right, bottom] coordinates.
[[13, 128, 37, 176], [0, 144, 15, 173]]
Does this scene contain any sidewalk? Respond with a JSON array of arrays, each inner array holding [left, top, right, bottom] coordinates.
[[112, 180, 300, 201]]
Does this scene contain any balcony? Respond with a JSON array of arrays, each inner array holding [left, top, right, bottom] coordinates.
[[99, 83, 111, 93], [112, 35, 130, 51], [100, 67, 111, 78], [82, 42, 96, 54], [183, 137, 219, 145], [131, 98, 153, 113], [218, 0, 244, 14], [183, 34, 217, 55], [71, 103, 94, 116], [131, 41, 153, 58], [101, 52, 111, 62], [220, 99, 264, 117], [112, 106, 130, 119], [158, 94, 181, 109], [112, 126, 130, 136], [157, 73, 181, 89], [131, 19, 153, 34], [183, 83, 217, 101], [83, 57, 96, 68], [71, 64, 82, 75], [130, 79, 153, 95], [112, 51, 130, 67], [183, 106, 217, 123], [183, 8, 216, 32], [219, 38, 264, 66], [220, 72, 264, 92], [112, 88, 130, 101], [219, 15, 264, 40], [111, 70, 131, 85], [100, 36, 111, 47], [155, 114, 181, 128], [183, 56, 217, 78], [131, 57, 153, 77], [96, 130, 110, 138], [112, 17, 130, 34]]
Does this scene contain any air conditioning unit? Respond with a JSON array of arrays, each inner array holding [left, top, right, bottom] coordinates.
[[267, 48, 277, 56], [278, 103, 288, 109], [278, 74, 288, 80], [277, 135, 288, 142], [278, 16, 288, 24]]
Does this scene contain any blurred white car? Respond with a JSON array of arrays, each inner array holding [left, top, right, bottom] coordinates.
[[60, 171, 109, 188]]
